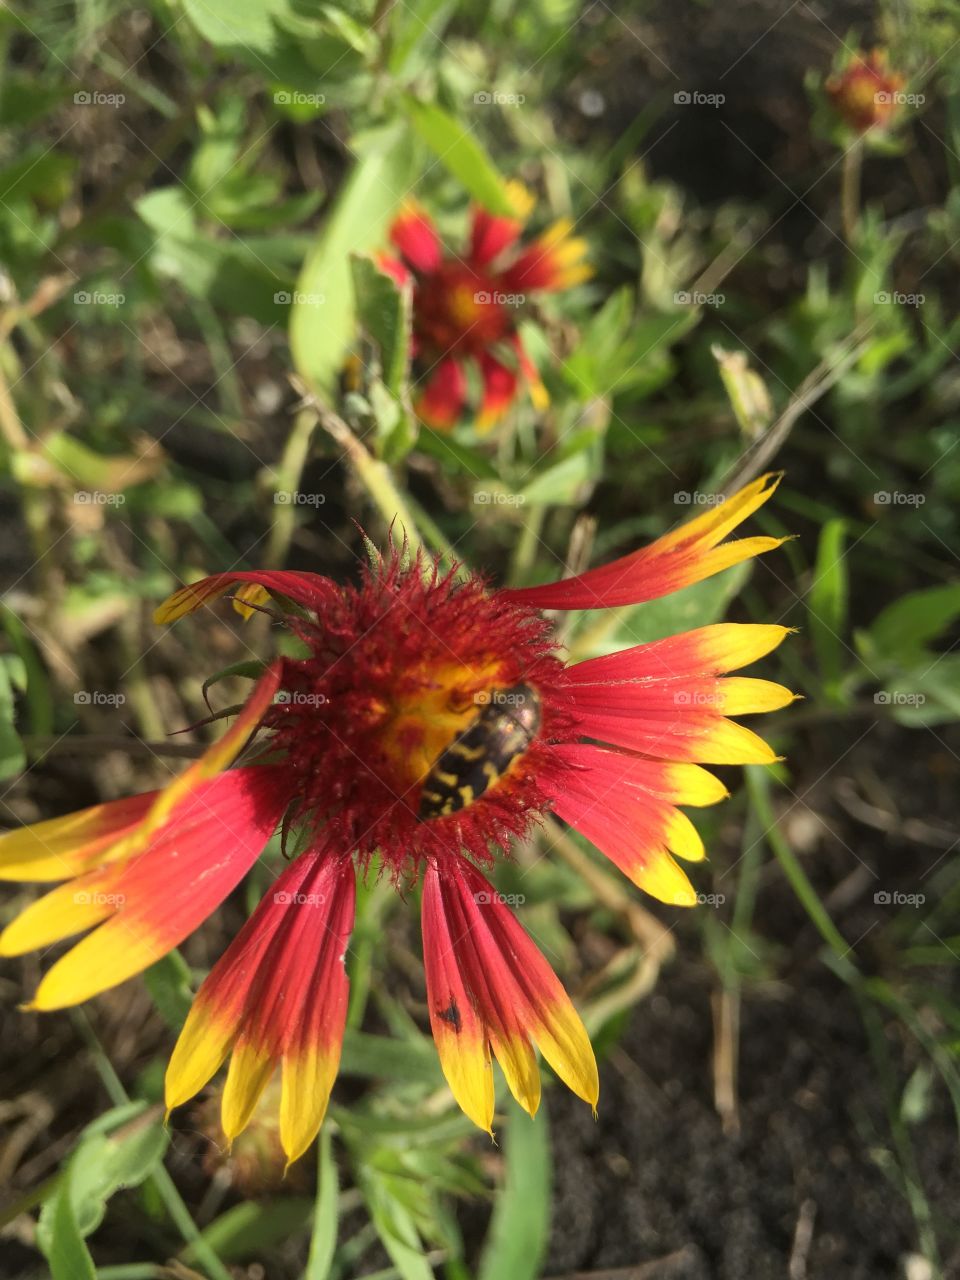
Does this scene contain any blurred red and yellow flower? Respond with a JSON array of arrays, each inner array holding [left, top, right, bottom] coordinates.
[[826, 48, 905, 134], [378, 184, 589, 431], [0, 475, 794, 1163]]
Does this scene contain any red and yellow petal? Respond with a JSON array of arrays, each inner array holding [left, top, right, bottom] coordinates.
[[557, 623, 795, 765], [154, 572, 336, 625], [165, 853, 355, 1165], [21, 764, 288, 1010], [501, 218, 591, 293], [468, 182, 535, 268], [389, 199, 443, 274], [476, 351, 520, 433], [0, 791, 157, 883], [503, 473, 787, 613], [422, 855, 598, 1130], [543, 745, 709, 905], [415, 357, 468, 430]]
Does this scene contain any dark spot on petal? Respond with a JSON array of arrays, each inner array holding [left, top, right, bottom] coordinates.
[[438, 999, 462, 1033]]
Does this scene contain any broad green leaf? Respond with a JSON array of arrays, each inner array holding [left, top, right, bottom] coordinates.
[[403, 97, 514, 215], [181, 0, 293, 53], [867, 584, 960, 661], [808, 518, 848, 698], [38, 1111, 168, 1274], [478, 1099, 551, 1280], [291, 126, 416, 395], [882, 655, 960, 726]]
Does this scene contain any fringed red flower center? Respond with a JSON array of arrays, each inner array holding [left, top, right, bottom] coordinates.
[[265, 554, 574, 876]]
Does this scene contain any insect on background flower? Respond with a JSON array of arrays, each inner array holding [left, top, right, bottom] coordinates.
[[0, 475, 794, 1165], [378, 184, 590, 431]]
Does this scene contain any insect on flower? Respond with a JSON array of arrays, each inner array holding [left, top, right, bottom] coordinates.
[[0, 474, 795, 1164], [378, 183, 590, 431]]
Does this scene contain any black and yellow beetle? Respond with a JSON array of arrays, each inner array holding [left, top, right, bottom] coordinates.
[[418, 682, 542, 820]]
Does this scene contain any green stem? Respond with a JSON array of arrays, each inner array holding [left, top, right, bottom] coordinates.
[[72, 1012, 233, 1280], [841, 138, 863, 246], [264, 409, 320, 567], [508, 503, 546, 586], [745, 767, 859, 979]]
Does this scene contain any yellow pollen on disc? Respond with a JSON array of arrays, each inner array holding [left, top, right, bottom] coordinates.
[[379, 659, 507, 790]]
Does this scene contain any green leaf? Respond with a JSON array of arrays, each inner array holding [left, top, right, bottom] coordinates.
[[305, 1128, 338, 1280], [0, 657, 25, 780], [808, 518, 848, 698], [181, 0, 293, 53], [868, 584, 960, 661], [340, 1030, 443, 1084], [478, 1099, 551, 1280], [38, 1110, 169, 1276], [291, 126, 416, 395], [350, 255, 412, 398], [520, 451, 596, 506], [143, 950, 194, 1031], [181, 1197, 314, 1264], [403, 97, 514, 215]]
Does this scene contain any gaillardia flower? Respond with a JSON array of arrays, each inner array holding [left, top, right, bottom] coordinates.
[[378, 185, 589, 431], [0, 475, 793, 1164], [826, 48, 905, 134]]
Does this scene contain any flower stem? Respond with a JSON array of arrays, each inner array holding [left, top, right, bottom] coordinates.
[[841, 138, 863, 245]]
